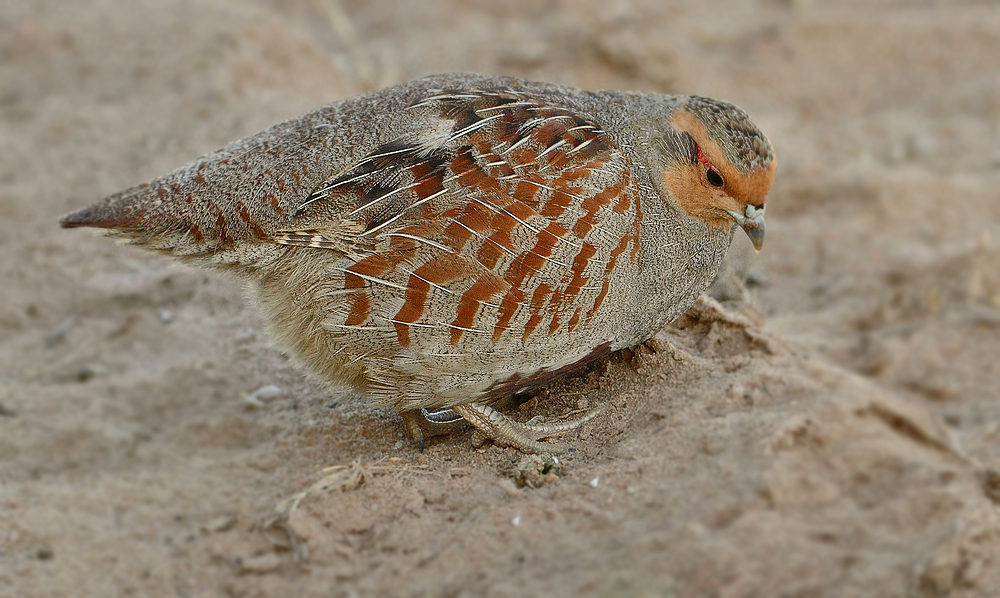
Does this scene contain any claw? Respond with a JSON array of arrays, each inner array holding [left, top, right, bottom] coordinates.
[[450, 402, 603, 453], [400, 402, 601, 453], [399, 407, 469, 451], [452, 402, 566, 454]]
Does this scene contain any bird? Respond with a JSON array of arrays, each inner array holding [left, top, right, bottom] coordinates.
[[60, 73, 776, 453]]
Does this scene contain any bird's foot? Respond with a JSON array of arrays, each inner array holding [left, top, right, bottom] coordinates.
[[522, 407, 603, 435], [400, 408, 469, 451], [451, 402, 603, 454]]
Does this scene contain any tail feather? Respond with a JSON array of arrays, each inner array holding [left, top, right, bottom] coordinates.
[[59, 157, 290, 269], [60, 186, 150, 231], [59, 94, 362, 269]]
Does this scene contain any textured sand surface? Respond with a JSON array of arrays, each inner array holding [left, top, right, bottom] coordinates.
[[2, 1, 999, 596]]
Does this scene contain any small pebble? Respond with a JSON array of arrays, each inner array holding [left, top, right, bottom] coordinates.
[[242, 395, 265, 409], [251, 385, 282, 401], [48, 364, 106, 384], [201, 515, 236, 534], [514, 455, 562, 488], [34, 546, 54, 561], [513, 454, 563, 488], [238, 552, 283, 575], [589, 476, 600, 488], [241, 385, 282, 409], [45, 315, 78, 347], [980, 469, 1000, 504], [158, 309, 173, 324]]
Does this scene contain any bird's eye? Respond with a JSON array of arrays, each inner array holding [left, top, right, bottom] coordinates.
[[706, 167, 725, 188]]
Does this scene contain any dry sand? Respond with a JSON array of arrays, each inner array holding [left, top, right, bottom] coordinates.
[[2, 1, 1000, 596]]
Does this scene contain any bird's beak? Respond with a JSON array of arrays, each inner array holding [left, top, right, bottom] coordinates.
[[726, 204, 765, 252]]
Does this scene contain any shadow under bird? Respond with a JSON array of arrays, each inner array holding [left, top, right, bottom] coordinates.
[[61, 73, 776, 453]]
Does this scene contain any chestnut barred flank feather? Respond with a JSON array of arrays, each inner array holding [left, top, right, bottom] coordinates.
[[60, 73, 775, 452], [273, 90, 641, 352]]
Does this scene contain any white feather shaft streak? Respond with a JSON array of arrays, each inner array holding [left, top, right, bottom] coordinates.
[[448, 114, 502, 141], [359, 187, 449, 237], [566, 138, 595, 155], [347, 177, 425, 218], [386, 232, 453, 252], [331, 267, 407, 290]]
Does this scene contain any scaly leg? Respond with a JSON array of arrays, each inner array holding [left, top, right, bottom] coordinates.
[[451, 402, 603, 454], [521, 407, 603, 435]]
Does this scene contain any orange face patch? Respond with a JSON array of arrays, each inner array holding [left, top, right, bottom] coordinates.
[[663, 107, 776, 228]]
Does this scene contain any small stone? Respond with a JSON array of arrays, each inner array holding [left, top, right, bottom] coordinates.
[[45, 315, 78, 347], [158, 308, 173, 324], [238, 552, 283, 574], [201, 515, 236, 534], [49, 363, 106, 384], [34, 545, 54, 561], [252, 385, 282, 401], [919, 557, 957, 595], [979, 469, 1000, 504], [242, 394, 265, 409], [241, 384, 282, 409], [513, 454, 563, 488]]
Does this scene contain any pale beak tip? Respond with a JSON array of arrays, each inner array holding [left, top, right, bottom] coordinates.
[[747, 226, 764, 252], [727, 208, 766, 253]]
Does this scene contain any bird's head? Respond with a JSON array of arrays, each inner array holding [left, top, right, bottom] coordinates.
[[658, 96, 776, 251]]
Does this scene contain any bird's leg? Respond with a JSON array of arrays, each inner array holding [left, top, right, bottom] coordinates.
[[401, 400, 602, 453], [399, 408, 469, 451], [450, 402, 603, 454], [451, 402, 563, 454], [522, 405, 604, 435]]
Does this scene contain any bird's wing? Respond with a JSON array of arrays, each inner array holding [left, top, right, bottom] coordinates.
[[274, 89, 644, 347]]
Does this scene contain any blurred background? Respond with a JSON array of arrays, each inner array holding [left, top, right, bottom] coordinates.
[[2, 0, 999, 596]]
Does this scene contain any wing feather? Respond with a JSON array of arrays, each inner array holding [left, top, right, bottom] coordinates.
[[275, 89, 642, 349]]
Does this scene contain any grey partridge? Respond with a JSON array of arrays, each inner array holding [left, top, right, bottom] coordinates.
[[61, 74, 776, 453]]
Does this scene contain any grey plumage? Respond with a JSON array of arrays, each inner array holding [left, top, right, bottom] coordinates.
[[61, 73, 776, 452]]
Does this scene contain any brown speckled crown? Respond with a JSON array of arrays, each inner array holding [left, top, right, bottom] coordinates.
[[683, 96, 774, 173]]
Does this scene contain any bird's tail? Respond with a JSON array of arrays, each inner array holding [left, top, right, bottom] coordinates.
[[60, 156, 289, 270]]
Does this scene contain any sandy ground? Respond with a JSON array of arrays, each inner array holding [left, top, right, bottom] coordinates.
[[2, 0, 1000, 596]]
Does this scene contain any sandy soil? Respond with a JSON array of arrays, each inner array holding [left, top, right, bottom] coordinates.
[[2, 1, 1000, 596]]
